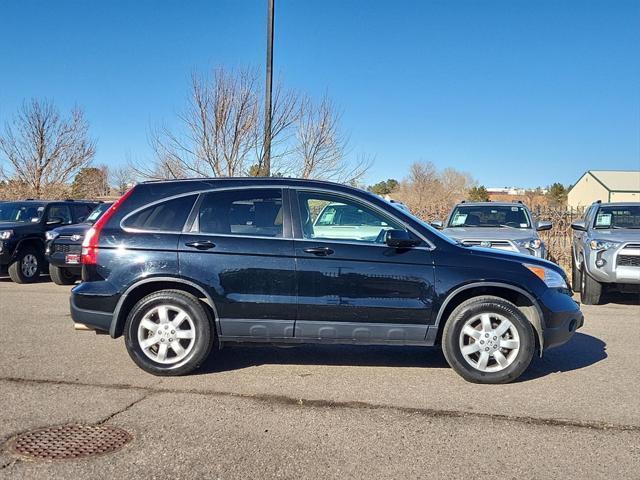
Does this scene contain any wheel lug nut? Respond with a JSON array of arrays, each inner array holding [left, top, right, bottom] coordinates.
[[493, 336, 497, 340], [485, 347, 489, 351], [480, 340, 484, 344], [161, 338, 165, 342], [171, 330, 175, 334], [485, 333, 489, 337]]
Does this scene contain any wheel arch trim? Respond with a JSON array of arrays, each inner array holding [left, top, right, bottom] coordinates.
[[434, 281, 546, 351], [110, 276, 220, 338]]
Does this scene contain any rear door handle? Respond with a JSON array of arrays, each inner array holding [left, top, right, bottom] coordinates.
[[303, 246, 334, 256], [185, 240, 216, 250]]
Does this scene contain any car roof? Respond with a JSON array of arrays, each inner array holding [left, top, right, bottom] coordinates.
[[594, 202, 640, 207], [139, 177, 380, 199], [455, 201, 529, 208]]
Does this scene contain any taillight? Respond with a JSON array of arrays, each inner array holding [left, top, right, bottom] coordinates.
[[81, 187, 136, 265]]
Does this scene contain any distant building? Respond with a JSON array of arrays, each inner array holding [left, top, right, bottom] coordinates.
[[487, 187, 548, 197], [567, 170, 640, 208]]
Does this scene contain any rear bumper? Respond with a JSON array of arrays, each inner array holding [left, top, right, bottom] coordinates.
[[70, 296, 112, 332], [539, 289, 584, 351], [70, 282, 120, 333]]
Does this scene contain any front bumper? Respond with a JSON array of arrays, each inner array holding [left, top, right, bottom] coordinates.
[[584, 245, 640, 285], [45, 240, 83, 269], [539, 288, 584, 351], [0, 239, 18, 266]]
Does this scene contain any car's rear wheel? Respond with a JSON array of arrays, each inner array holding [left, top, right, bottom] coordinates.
[[8, 247, 42, 284], [571, 250, 582, 293], [124, 290, 213, 376], [49, 265, 78, 285], [580, 265, 602, 305], [442, 296, 535, 384]]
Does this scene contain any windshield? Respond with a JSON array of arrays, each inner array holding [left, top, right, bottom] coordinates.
[[85, 203, 112, 224], [593, 205, 640, 229], [395, 207, 458, 245], [0, 202, 45, 223], [447, 205, 531, 228]]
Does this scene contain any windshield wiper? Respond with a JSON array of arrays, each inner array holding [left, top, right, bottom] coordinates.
[[498, 224, 524, 229]]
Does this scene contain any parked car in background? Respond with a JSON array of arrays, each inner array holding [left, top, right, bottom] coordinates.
[[70, 178, 582, 384], [45, 202, 112, 285], [432, 202, 552, 258], [0, 199, 98, 283], [571, 201, 640, 304]]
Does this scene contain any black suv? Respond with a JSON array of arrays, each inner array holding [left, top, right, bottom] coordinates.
[[70, 179, 583, 384], [0, 199, 98, 283], [45, 202, 112, 285]]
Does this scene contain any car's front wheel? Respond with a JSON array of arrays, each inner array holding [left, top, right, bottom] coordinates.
[[442, 296, 535, 384], [124, 290, 214, 376], [8, 247, 42, 284], [49, 265, 78, 285], [580, 266, 602, 305]]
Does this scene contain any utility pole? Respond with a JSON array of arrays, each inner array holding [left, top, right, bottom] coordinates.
[[262, 0, 275, 176]]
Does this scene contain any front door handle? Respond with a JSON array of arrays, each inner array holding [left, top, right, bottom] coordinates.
[[185, 240, 216, 250], [303, 246, 334, 256]]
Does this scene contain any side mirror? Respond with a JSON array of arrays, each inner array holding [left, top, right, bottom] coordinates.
[[46, 217, 63, 226], [431, 220, 444, 230], [536, 220, 552, 231], [570, 220, 587, 232], [385, 229, 421, 248]]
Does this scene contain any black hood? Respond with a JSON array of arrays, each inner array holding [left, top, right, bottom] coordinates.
[[50, 223, 92, 236]]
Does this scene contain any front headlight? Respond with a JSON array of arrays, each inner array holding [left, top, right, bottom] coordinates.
[[516, 238, 542, 249], [589, 239, 620, 251], [0, 230, 13, 240], [45, 231, 59, 241], [524, 264, 568, 289]]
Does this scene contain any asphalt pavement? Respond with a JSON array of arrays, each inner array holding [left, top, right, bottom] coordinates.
[[1, 277, 638, 479]]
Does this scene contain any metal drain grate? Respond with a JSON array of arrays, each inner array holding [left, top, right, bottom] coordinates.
[[8, 424, 132, 460]]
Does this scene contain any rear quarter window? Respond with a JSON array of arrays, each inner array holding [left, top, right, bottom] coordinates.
[[122, 195, 197, 232]]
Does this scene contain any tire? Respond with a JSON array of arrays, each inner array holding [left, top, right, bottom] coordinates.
[[49, 265, 78, 285], [580, 265, 602, 305], [441, 295, 536, 384], [8, 247, 42, 284], [124, 290, 214, 376], [571, 251, 582, 293]]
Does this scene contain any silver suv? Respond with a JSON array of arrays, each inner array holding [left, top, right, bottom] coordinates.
[[570, 202, 640, 304], [433, 202, 552, 258]]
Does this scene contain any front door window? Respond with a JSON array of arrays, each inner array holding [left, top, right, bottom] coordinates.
[[298, 191, 405, 244]]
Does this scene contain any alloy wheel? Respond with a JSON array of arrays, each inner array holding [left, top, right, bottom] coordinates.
[[458, 312, 520, 373], [137, 305, 196, 365], [21, 254, 38, 278]]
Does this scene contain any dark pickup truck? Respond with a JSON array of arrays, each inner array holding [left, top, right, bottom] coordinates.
[[0, 200, 98, 283]]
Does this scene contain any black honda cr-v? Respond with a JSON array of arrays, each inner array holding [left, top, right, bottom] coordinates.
[[70, 178, 583, 384]]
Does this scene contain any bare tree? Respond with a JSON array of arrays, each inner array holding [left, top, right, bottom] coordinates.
[[394, 161, 476, 218], [252, 80, 300, 175], [109, 164, 137, 195], [287, 94, 370, 183], [144, 68, 260, 179], [0, 99, 96, 198]]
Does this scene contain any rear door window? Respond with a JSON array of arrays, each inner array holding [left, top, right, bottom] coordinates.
[[47, 205, 72, 224], [195, 189, 284, 238], [122, 195, 197, 232], [72, 204, 95, 222]]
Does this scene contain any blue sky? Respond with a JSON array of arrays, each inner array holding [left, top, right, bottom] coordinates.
[[0, 0, 638, 187]]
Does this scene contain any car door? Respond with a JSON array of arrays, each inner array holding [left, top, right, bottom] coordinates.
[[178, 187, 297, 340], [292, 189, 436, 343]]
